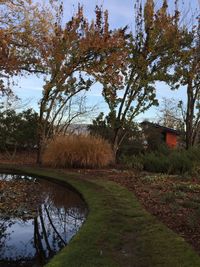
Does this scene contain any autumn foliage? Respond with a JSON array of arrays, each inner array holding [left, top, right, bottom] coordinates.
[[0, 0, 199, 163], [0, 0, 55, 94], [37, 5, 126, 163], [43, 135, 114, 168]]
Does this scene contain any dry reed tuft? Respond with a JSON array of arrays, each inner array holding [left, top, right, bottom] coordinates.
[[42, 134, 114, 168]]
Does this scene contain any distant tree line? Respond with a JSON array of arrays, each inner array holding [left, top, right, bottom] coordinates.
[[0, 106, 38, 158]]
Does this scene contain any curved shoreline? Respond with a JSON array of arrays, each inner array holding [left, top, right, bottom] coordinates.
[[1, 164, 200, 267]]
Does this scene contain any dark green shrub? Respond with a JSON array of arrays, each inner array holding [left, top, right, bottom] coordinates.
[[0, 108, 38, 155], [142, 150, 193, 174], [120, 145, 199, 175], [120, 154, 143, 171], [156, 144, 171, 156], [143, 153, 170, 173], [137, 148, 197, 174], [187, 146, 200, 163], [168, 151, 193, 174]]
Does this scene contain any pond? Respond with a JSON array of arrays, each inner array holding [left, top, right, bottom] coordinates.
[[0, 173, 87, 267]]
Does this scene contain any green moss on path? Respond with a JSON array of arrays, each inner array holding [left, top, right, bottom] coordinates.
[[1, 165, 200, 267]]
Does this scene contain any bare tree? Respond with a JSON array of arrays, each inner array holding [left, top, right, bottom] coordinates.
[[157, 97, 185, 131], [49, 94, 97, 136]]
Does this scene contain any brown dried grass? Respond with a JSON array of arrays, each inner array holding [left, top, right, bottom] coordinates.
[[43, 135, 114, 168]]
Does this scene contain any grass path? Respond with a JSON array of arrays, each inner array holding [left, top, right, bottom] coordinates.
[[1, 165, 200, 267]]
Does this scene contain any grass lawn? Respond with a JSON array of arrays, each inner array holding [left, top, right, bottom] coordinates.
[[0, 165, 200, 267], [104, 171, 200, 254]]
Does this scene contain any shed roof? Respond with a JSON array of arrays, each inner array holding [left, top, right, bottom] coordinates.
[[141, 121, 181, 135]]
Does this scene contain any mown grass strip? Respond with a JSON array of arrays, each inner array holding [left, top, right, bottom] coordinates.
[[1, 164, 200, 267]]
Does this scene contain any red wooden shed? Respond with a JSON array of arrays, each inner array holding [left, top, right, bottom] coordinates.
[[141, 121, 180, 149]]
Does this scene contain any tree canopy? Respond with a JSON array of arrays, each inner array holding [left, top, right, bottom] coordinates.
[[93, 0, 185, 157], [0, 0, 199, 163], [0, 0, 55, 94]]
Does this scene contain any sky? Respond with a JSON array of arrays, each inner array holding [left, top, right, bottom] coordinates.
[[13, 0, 199, 123]]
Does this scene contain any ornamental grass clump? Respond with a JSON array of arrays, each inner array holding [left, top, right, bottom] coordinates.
[[43, 134, 114, 168]]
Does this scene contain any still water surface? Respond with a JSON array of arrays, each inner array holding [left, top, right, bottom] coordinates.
[[0, 173, 87, 267]]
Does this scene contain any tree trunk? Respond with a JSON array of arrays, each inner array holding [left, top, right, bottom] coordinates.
[[112, 128, 127, 163], [37, 98, 45, 165], [185, 81, 194, 149], [36, 138, 42, 165], [36, 134, 46, 165], [113, 129, 120, 163], [113, 141, 119, 162], [36, 120, 45, 165]]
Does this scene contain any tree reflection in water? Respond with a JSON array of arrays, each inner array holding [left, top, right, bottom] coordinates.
[[0, 174, 87, 267]]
